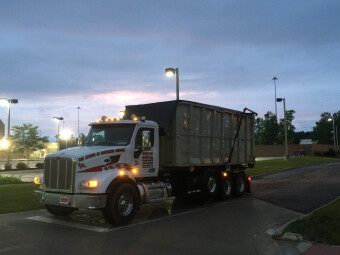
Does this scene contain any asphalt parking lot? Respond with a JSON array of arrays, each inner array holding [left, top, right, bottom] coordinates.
[[0, 196, 301, 255], [250, 162, 340, 213], [0, 163, 339, 255]]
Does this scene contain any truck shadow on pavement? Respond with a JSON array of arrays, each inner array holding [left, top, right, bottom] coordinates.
[[47, 196, 237, 230]]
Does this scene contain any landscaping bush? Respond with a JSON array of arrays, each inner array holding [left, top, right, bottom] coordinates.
[[35, 163, 44, 169], [16, 162, 27, 170], [324, 148, 336, 157], [0, 176, 22, 185], [4, 163, 12, 171]]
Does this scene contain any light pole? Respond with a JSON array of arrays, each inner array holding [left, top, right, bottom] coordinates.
[[272, 77, 278, 117], [328, 117, 336, 147], [277, 98, 289, 160], [53, 117, 63, 150], [77, 107, 81, 136], [165, 67, 179, 100], [0, 98, 18, 165]]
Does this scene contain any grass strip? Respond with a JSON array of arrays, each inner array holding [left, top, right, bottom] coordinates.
[[246, 156, 340, 176], [0, 183, 43, 214], [284, 198, 340, 245]]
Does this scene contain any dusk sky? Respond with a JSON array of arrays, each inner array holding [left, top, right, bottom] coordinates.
[[1, 0, 339, 141]]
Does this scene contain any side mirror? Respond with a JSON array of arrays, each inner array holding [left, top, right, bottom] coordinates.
[[78, 133, 86, 146]]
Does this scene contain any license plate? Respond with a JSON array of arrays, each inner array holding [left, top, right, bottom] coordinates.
[[60, 197, 69, 205]]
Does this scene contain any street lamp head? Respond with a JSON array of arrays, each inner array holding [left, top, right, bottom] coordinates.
[[53, 117, 64, 121], [276, 98, 283, 102], [328, 118, 333, 122], [272, 77, 278, 81], [10, 99, 18, 104], [0, 139, 9, 149], [165, 68, 176, 77], [0, 99, 8, 107]]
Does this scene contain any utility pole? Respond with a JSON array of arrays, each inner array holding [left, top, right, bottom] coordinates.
[[277, 98, 289, 160], [272, 77, 278, 117], [77, 107, 81, 136]]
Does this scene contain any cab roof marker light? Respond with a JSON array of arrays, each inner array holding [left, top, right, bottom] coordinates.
[[119, 111, 125, 118], [119, 170, 125, 176], [101, 116, 108, 121]]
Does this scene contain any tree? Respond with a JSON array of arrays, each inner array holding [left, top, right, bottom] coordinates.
[[277, 110, 298, 144], [311, 111, 340, 144], [255, 112, 279, 145], [10, 124, 49, 160]]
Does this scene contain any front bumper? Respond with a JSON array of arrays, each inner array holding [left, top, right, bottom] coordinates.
[[34, 190, 107, 209]]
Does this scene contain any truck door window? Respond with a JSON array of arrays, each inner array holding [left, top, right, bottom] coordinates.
[[135, 128, 154, 151]]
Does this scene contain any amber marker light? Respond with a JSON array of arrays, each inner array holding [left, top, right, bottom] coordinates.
[[34, 177, 41, 185], [119, 170, 125, 176], [133, 117, 138, 121], [89, 180, 98, 188], [132, 168, 138, 174], [222, 172, 228, 177]]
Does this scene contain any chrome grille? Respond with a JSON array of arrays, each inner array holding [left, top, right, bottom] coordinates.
[[44, 157, 74, 191]]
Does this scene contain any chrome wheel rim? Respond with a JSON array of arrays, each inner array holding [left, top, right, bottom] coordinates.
[[118, 193, 133, 216], [239, 179, 245, 193], [208, 176, 217, 193], [224, 179, 232, 195]]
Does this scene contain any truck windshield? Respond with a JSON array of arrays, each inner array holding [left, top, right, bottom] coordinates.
[[85, 124, 136, 146]]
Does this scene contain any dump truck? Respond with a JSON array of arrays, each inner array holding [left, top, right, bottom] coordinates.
[[35, 100, 256, 225]]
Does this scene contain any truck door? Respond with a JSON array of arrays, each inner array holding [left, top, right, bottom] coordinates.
[[134, 128, 156, 177]]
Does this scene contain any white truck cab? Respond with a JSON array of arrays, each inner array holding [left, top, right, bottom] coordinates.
[[36, 116, 169, 225]]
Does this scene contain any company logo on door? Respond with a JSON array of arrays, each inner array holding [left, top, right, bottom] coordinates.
[[142, 152, 153, 168]]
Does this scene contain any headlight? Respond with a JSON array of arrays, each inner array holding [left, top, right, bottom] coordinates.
[[80, 180, 99, 189]]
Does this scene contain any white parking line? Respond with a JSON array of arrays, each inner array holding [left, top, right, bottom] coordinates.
[[26, 200, 231, 233]]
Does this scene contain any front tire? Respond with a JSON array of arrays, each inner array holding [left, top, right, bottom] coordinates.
[[103, 183, 139, 226], [45, 205, 76, 217]]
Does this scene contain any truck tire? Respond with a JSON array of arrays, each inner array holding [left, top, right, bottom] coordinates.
[[219, 175, 233, 200], [202, 169, 219, 200], [103, 183, 138, 226], [234, 173, 246, 197], [45, 205, 76, 217]]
